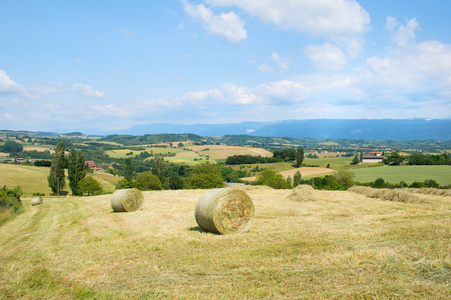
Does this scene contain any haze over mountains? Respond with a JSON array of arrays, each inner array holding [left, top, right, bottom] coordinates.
[[115, 119, 451, 141]]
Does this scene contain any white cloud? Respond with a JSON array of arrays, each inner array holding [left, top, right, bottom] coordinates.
[[385, 17, 399, 32], [0, 70, 25, 94], [205, 0, 370, 37], [119, 28, 136, 36], [92, 104, 130, 116], [257, 64, 273, 74], [46, 103, 64, 115], [305, 43, 347, 70], [387, 17, 419, 47], [173, 73, 184, 80], [271, 52, 290, 73], [72, 83, 105, 98], [182, 0, 247, 43]]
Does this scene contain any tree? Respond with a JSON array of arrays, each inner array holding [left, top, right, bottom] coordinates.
[[184, 163, 224, 189], [423, 179, 439, 188], [47, 141, 66, 196], [135, 172, 163, 191], [115, 178, 131, 189], [383, 151, 404, 166], [293, 171, 302, 187], [351, 154, 360, 165], [124, 158, 133, 182], [372, 178, 386, 188], [1, 140, 23, 154], [330, 170, 355, 190], [152, 154, 166, 185], [296, 147, 304, 167], [68, 149, 88, 195], [78, 176, 103, 196], [168, 174, 184, 190], [177, 142, 184, 148], [255, 169, 291, 189]]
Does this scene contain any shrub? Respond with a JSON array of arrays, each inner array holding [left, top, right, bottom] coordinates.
[[78, 176, 103, 196], [135, 172, 163, 191], [423, 179, 439, 188], [0, 185, 24, 225], [255, 169, 291, 189], [372, 178, 386, 188], [409, 181, 425, 188], [115, 179, 132, 189]]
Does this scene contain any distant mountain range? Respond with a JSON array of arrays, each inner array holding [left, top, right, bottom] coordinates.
[[117, 119, 451, 141]]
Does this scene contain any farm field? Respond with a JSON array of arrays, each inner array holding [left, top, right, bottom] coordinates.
[[187, 145, 273, 160], [352, 165, 451, 185], [0, 164, 117, 196], [241, 167, 336, 181], [1, 187, 450, 298], [106, 147, 186, 159], [0, 164, 52, 196]]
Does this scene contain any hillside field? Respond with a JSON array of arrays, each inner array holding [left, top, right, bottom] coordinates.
[[1, 187, 450, 299], [0, 164, 117, 196], [352, 165, 451, 186]]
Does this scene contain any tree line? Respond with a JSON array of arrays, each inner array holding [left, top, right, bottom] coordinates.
[[225, 147, 305, 167]]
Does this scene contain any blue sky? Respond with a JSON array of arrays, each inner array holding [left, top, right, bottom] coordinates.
[[1, 0, 451, 133]]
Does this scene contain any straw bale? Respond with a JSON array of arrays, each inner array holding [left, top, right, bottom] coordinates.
[[31, 196, 43, 206], [195, 188, 255, 234], [288, 185, 314, 202], [111, 188, 144, 212]]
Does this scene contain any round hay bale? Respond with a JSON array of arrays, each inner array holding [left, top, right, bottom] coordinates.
[[195, 188, 255, 234], [111, 188, 144, 212], [31, 196, 43, 206], [288, 187, 313, 202]]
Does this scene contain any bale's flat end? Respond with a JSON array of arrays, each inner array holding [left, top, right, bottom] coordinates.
[[195, 188, 255, 234], [111, 188, 144, 212]]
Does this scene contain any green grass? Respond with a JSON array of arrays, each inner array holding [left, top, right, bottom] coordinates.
[[0, 164, 118, 196], [352, 165, 451, 185], [0, 188, 449, 298], [0, 164, 53, 196]]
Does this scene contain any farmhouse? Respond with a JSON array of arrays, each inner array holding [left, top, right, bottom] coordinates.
[[361, 155, 386, 163], [86, 160, 104, 171]]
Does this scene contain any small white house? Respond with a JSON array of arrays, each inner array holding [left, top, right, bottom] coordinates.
[[361, 155, 385, 163]]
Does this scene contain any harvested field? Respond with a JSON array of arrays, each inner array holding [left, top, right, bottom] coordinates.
[[187, 145, 272, 160], [23, 146, 54, 153], [242, 167, 335, 181], [0, 152, 9, 157], [348, 186, 422, 203], [1, 187, 449, 298]]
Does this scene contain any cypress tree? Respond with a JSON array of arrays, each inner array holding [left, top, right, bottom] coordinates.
[[124, 158, 133, 182], [48, 141, 66, 196], [68, 148, 88, 195]]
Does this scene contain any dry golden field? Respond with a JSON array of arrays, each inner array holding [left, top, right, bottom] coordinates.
[[187, 145, 273, 160], [1, 187, 450, 299], [241, 166, 336, 181]]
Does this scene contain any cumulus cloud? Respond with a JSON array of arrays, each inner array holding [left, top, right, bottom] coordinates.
[[205, 0, 370, 37], [304, 44, 347, 70], [182, 0, 247, 43], [257, 64, 273, 74], [387, 17, 419, 47], [72, 83, 105, 98], [92, 104, 130, 116], [0, 70, 26, 94], [271, 52, 290, 73]]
